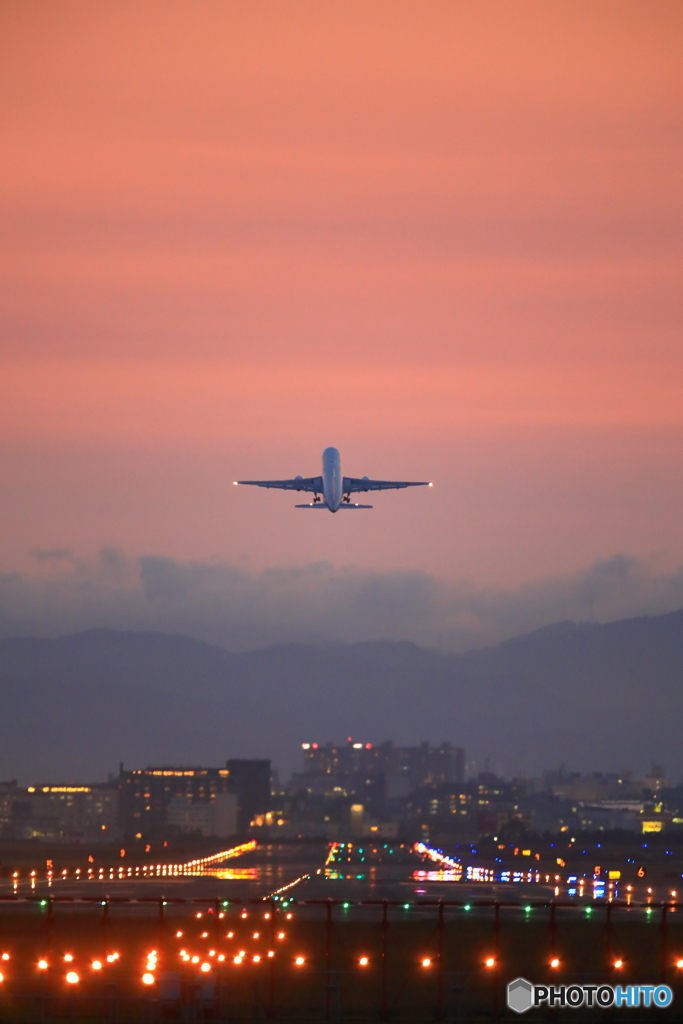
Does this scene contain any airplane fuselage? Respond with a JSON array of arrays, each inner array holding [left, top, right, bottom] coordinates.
[[322, 446, 343, 511]]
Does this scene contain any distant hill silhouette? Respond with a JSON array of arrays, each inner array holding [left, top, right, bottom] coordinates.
[[0, 609, 682, 782]]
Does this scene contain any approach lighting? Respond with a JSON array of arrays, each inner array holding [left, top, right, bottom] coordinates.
[[142, 973, 155, 985]]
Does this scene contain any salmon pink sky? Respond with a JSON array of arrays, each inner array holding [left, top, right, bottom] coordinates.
[[0, 1, 682, 645]]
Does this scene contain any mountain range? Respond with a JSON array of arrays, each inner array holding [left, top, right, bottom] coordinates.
[[0, 608, 681, 783]]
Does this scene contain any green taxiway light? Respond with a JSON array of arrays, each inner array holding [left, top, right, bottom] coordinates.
[[463, 905, 471, 911], [403, 903, 410, 910], [524, 906, 532, 912], [585, 907, 592, 915], [343, 903, 350, 909]]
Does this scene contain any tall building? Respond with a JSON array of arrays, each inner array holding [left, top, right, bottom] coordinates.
[[166, 792, 237, 838], [225, 760, 272, 830], [119, 767, 231, 839], [2, 783, 119, 841], [296, 739, 464, 802]]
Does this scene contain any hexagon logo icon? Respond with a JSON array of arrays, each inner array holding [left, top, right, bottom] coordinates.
[[507, 977, 534, 1014]]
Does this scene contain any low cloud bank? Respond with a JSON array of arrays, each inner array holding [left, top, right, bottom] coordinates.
[[1, 549, 682, 651]]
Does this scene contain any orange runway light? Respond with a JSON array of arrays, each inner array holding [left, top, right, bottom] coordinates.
[[227, 931, 234, 938], [200, 963, 211, 972], [485, 958, 496, 968], [676, 959, 683, 969], [253, 955, 261, 963], [218, 954, 225, 962], [191, 956, 199, 964], [614, 960, 624, 969], [277, 932, 286, 940], [0, 973, 4, 983], [295, 956, 305, 966], [176, 931, 183, 938], [65, 972, 79, 984], [1, 954, 9, 961], [38, 960, 48, 970], [63, 954, 73, 963], [142, 973, 155, 985], [91, 961, 102, 971], [267, 951, 275, 958], [201, 932, 208, 938], [286, 913, 293, 920], [421, 958, 432, 968], [359, 956, 369, 967], [234, 956, 243, 965], [550, 958, 560, 968], [253, 932, 260, 939]]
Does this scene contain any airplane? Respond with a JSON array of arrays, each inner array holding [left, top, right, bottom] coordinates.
[[234, 446, 432, 512]]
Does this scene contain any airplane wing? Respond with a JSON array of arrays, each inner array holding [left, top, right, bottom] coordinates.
[[343, 476, 431, 493], [235, 476, 323, 493]]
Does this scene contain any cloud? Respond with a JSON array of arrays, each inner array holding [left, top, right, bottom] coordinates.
[[0, 549, 682, 652]]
